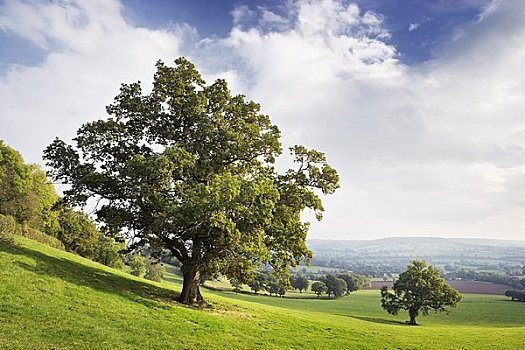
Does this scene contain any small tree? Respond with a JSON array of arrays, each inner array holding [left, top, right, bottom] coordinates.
[[265, 273, 285, 297], [505, 289, 525, 302], [249, 272, 267, 294], [380, 260, 462, 325], [94, 235, 124, 268], [322, 274, 347, 298], [128, 253, 146, 277], [277, 284, 286, 298], [0, 140, 60, 235], [290, 274, 309, 293], [56, 208, 99, 258], [229, 279, 243, 293], [338, 273, 368, 293], [311, 281, 327, 298], [145, 258, 165, 282]]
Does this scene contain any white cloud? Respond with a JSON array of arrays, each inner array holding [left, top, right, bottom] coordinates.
[[408, 23, 419, 32], [0, 0, 182, 165], [192, 0, 525, 240], [1, 0, 525, 240], [259, 8, 288, 25]]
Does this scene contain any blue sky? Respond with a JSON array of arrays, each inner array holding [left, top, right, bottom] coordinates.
[[0, 0, 490, 68], [123, 0, 491, 64], [1, 0, 524, 240]]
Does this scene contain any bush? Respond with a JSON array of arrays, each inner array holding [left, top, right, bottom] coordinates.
[[311, 281, 327, 298], [56, 208, 99, 258], [0, 214, 16, 245], [128, 253, 146, 277], [19, 225, 65, 250], [229, 279, 243, 293], [145, 258, 165, 282], [94, 235, 125, 268], [0, 213, 64, 249]]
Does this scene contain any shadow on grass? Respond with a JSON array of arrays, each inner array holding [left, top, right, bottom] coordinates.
[[1, 243, 181, 309], [346, 315, 408, 326]]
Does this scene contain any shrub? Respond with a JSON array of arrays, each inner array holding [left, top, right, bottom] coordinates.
[[0, 214, 16, 245], [93, 235, 124, 268], [19, 225, 65, 250], [0, 213, 64, 249], [128, 253, 146, 277], [145, 258, 165, 282]]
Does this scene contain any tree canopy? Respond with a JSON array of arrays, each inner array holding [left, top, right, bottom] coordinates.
[[0, 140, 59, 234], [322, 274, 347, 298], [505, 289, 525, 302], [338, 272, 369, 293], [380, 260, 462, 325], [44, 57, 339, 304], [290, 274, 309, 293], [311, 281, 327, 298]]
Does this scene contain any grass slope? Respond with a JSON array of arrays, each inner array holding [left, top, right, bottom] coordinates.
[[1, 237, 524, 349]]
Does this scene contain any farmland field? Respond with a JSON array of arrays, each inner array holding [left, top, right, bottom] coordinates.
[[368, 280, 510, 295], [1, 236, 524, 349]]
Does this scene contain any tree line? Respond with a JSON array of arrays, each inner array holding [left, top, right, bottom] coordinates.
[[233, 271, 369, 298], [447, 269, 525, 289], [0, 140, 123, 268]]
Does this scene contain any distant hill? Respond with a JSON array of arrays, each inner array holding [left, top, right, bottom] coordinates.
[[307, 237, 525, 251], [305, 237, 525, 277]]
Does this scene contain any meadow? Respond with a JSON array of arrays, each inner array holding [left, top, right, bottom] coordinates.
[[1, 236, 524, 349]]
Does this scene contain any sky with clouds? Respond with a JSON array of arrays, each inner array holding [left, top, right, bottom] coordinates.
[[1, 0, 524, 241]]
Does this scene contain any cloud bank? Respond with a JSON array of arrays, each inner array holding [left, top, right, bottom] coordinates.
[[1, 0, 525, 240]]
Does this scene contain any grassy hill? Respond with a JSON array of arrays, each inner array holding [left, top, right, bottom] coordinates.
[[1, 236, 524, 349]]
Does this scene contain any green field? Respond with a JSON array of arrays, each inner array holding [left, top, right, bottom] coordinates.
[[1, 236, 524, 349]]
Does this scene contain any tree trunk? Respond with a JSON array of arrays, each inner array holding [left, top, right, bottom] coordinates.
[[179, 266, 203, 305], [408, 309, 418, 325]]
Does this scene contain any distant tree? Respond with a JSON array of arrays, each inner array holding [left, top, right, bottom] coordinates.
[[322, 274, 347, 298], [338, 273, 369, 293], [56, 208, 99, 258], [334, 278, 347, 297], [144, 257, 165, 282], [128, 253, 146, 277], [0, 140, 59, 234], [229, 279, 243, 293], [380, 260, 462, 325], [311, 281, 327, 298], [290, 274, 309, 293], [44, 58, 339, 305], [95, 235, 124, 268], [265, 273, 286, 297], [505, 290, 525, 302], [249, 272, 267, 294], [278, 284, 287, 297]]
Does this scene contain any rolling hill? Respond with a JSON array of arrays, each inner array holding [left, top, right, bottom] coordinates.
[[1, 236, 524, 349]]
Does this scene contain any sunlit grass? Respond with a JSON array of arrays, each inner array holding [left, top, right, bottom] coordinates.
[[1, 236, 523, 349]]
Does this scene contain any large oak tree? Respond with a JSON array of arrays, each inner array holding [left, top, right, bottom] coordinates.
[[44, 58, 339, 304]]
